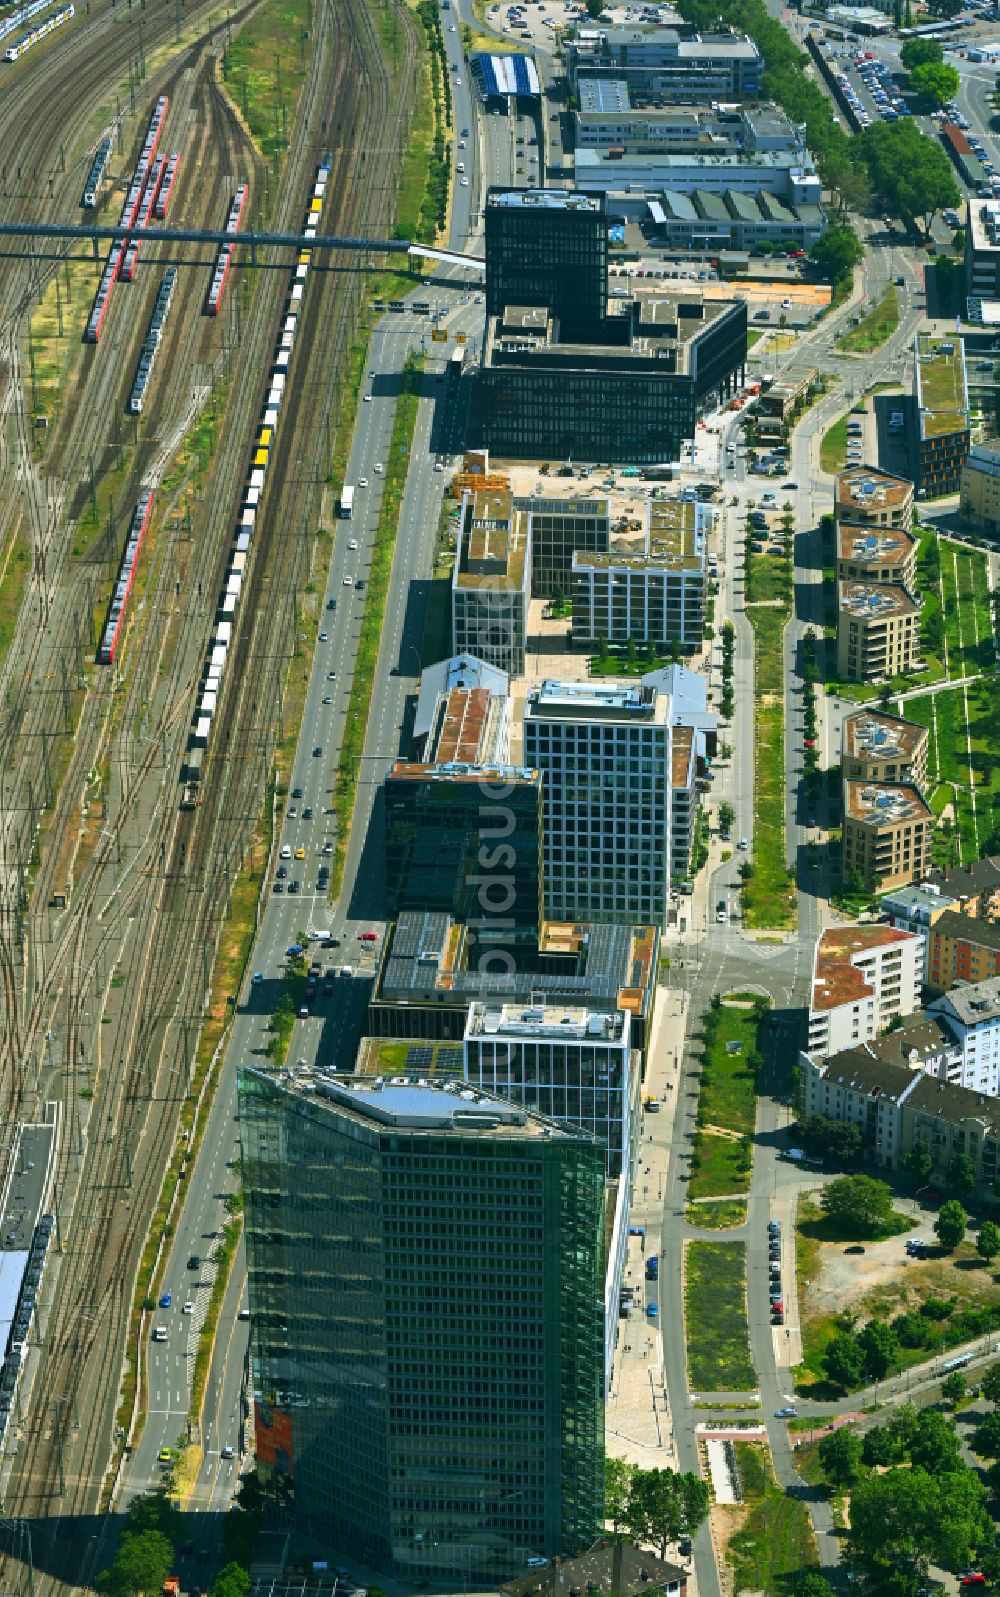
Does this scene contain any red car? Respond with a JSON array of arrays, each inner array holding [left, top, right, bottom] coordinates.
[[357, 931, 378, 943], [804, 738, 816, 749], [960, 1577, 986, 1589]]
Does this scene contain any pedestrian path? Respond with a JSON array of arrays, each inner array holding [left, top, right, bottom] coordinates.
[[605, 988, 687, 1472]]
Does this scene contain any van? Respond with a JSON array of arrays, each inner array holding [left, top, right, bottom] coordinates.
[[153, 1326, 168, 1342]]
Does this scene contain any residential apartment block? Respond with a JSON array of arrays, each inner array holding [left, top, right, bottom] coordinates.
[[882, 881, 959, 977], [927, 908, 1000, 992], [238, 1069, 606, 1581], [798, 1021, 1000, 1200], [842, 780, 934, 891], [464, 1000, 636, 1181], [926, 855, 1000, 919], [807, 925, 923, 1058], [836, 582, 920, 684], [834, 466, 913, 531], [452, 488, 530, 676], [523, 679, 671, 927], [836, 524, 917, 591], [571, 497, 709, 652], [841, 710, 929, 789], [928, 975, 1000, 1095]]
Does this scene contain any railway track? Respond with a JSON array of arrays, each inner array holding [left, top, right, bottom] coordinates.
[[0, 0, 420, 1583]]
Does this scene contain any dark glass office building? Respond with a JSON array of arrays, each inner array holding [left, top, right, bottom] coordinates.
[[480, 297, 747, 464], [485, 188, 609, 335], [239, 1069, 606, 1583], [384, 761, 543, 940]]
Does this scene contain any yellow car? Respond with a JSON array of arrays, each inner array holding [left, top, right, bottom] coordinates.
[[294, 847, 305, 860], [158, 1448, 173, 1464]]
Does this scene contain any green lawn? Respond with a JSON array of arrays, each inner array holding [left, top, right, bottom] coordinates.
[[222, 0, 313, 168], [698, 999, 768, 1137], [939, 542, 993, 679], [686, 1197, 748, 1229], [835, 284, 899, 355], [726, 1442, 819, 1594], [744, 597, 796, 930], [820, 414, 848, 474], [688, 1130, 752, 1199], [905, 670, 1000, 866], [684, 1241, 756, 1392]]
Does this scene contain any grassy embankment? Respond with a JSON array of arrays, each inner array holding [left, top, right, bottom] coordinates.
[[685, 1240, 756, 1391], [834, 284, 899, 355], [688, 998, 768, 1208]]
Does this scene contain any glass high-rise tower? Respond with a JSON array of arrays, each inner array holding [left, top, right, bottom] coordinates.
[[484, 188, 609, 336], [238, 1068, 606, 1582]]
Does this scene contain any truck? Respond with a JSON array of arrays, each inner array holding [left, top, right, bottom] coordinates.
[[339, 484, 355, 518]]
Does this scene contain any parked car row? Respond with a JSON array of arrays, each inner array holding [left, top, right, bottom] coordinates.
[[769, 1219, 784, 1324]]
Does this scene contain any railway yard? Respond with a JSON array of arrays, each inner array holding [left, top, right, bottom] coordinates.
[[0, 0, 421, 1587]]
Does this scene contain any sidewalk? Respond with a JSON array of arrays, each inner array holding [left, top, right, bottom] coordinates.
[[605, 987, 687, 1470]]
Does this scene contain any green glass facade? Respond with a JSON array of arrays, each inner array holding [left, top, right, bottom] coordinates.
[[239, 1069, 606, 1583]]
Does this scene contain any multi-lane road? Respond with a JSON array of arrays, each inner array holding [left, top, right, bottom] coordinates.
[[115, 0, 503, 1541]]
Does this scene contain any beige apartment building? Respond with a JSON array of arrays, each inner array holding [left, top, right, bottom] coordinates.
[[452, 489, 531, 676], [841, 709, 929, 790], [842, 779, 935, 890], [836, 582, 920, 683], [834, 466, 914, 530], [836, 524, 918, 591], [960, 442, 1000, 531]]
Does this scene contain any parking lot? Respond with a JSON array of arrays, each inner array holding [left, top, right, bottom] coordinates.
[[823, 41, 912, 130]]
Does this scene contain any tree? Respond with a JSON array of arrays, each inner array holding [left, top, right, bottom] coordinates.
[[980, 1360, 1000, 1405], [123, 1494, 182, 1548], [908, 1408, 963, 1475], [900, 37, 944, 69], [942, 1371, 968, 1407], [209, 1568, 251, 1597], [818, 1425, 863, 1487], [606, 1457, 635, 1536], [820, 1174, 895, 1236], [933, 1467, 992, 1569], [946, 1152, 976, 1197], [902, 1141, 934, 1180], [824, 1331, 865, 1390], [849, 1466, 940, 1573], [98, 1532, 173, 1597], [797, 1114, 862, 1164], [909, 61, 961, 106], [972, 1411, 1000, 1459], [978, 1219, 1000, 1265], [719, 801, 735, 834], [935, 1198, 968, 1253], [859, 1318, 900, 1382], [858, 120, 959, 237], [791, 1577, 835, 1597], [626, 1467, 709, 1557], [809, 223, 864, 285], [861, 1424, 900, 1468]]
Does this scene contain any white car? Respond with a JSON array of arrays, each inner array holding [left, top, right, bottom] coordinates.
[[738, 837, 748, 850], [221, 1445, 235, 1460], [781, 299, 792, 309], [319, 630, 328, 640], [363, 394, 372, 402], [460, 177, 469, 186], [374, 462, 384, 474], [358, 475, 369, 487], [280, 844, 292, 859], [343, 576, 353, 586], [182, 1301, 194, 1314], [348, 538, 359, 550]]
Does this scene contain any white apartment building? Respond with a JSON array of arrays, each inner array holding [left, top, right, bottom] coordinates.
[[463, 1000, 636, 1182], [807, 925, 923, 1058], [929, 976, 1000, 1096], [522, 679, 672, 928]]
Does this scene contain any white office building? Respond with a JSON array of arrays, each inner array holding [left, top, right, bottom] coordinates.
[[523, 679, 672, 928]]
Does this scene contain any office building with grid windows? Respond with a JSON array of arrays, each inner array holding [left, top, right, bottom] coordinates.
[[238, 1068, 606, 1583], [523, 679, 671, 927], [485, 188, 609, 334]]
